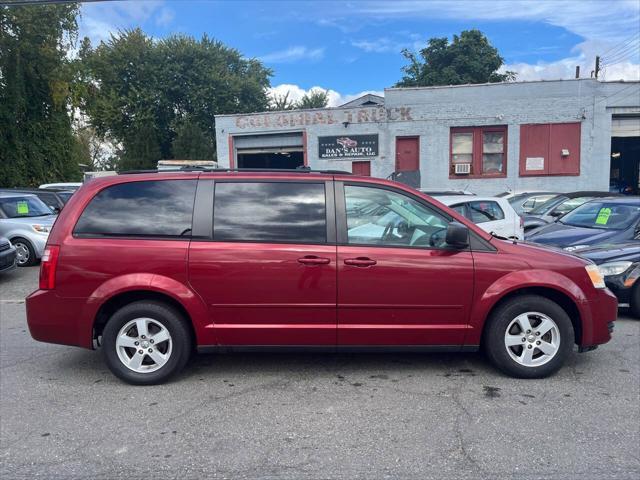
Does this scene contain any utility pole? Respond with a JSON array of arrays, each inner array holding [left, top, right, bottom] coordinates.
[[595, 56, 600, 79], [575, 66, 580, 78]]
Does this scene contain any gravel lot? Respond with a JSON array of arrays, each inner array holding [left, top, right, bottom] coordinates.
[[1, 267, 639, 479]]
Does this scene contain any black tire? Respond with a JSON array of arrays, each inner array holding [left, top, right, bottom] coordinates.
[[630, 282, 640, 319], [102, 301, 192, 385], [484, 295, 574, 379], [11, 237, 37, 267]]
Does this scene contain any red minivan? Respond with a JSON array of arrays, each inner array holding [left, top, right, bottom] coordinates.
[[26, 170, 617, 385]]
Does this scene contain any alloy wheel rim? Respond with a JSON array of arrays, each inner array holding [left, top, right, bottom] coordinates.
[[115, 318, 172, 373], [14, 243, 29, 265], [504, 312, 560, 367]]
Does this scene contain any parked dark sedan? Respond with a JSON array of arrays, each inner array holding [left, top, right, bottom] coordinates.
[[526, 197, 640, 250], [577, 243, 640, 316], [522, 191, 616, 232], [0, 236, 17, 274]]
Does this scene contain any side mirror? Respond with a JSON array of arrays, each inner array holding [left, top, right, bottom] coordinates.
[[549, 210, 564, 218], [446, 221, 469, 248]]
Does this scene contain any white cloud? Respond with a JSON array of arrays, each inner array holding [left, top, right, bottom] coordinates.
[[500, 38, 640, 81], [78, 0, 170, 45], [259, 46, 325, 63], [356, 1, 640, 41], [268, 84, 384, 107], [333, 0, 640, 81], [351, 33, 425, 54], [155, 7, 175, 27]]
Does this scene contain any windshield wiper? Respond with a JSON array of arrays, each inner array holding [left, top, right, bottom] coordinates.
[[489, 231, 509, 240], [490, 231, 519, 244]]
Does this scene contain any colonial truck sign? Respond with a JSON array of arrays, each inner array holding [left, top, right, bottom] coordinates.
[[318, 135, 379, 159], [233, 106, 413, 129]]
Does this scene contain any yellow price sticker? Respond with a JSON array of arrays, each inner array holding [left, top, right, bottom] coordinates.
[[595, 207, 611, 225], [16, 201, 29, 215]]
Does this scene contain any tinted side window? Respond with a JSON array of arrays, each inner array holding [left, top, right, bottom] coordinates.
[[74, 180, 197, 237], [467, 201, 505, 223], [213, 182, 326, 243]]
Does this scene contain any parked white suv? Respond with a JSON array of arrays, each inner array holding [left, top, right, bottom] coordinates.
[[432, 195, 524, 240]]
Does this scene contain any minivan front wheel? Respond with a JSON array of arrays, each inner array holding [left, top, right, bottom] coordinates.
[[484, 295, 574, 378], [102, 301, 192, 385]]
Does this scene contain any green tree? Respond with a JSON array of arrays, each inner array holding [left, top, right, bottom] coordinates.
[[295, 89, 329, 109], [171, 118, 215, 160], [119, 122, 162, 171], [0, 3, 82, 187], [79, 30, 272, 170], [269, 90, 295, 110], [396, 30, 516, 87]]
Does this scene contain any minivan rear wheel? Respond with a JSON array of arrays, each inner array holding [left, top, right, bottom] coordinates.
[[102, 301, 192, 385], [484, 295, 574, 379]]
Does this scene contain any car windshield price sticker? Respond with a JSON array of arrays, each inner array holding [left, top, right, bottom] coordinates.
[[16, 201, 29, 215], [595, 207, 612, 225]]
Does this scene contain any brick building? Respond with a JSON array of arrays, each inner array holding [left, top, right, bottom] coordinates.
[[214, 79, 640, 195]]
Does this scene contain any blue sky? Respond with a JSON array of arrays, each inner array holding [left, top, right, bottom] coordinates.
[[80, 0, 640, 105]]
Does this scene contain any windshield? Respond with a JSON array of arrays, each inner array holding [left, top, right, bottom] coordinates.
[[560, 201, 640, 230], [0, 196, 53, 218], [56, 191, 73, 203], [530, 196, 565, 215]]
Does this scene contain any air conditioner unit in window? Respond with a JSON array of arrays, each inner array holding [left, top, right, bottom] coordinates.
[[454, 163, 471, 175]]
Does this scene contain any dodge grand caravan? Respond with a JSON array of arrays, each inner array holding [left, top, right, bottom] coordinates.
[[26, 170, 618, 385]]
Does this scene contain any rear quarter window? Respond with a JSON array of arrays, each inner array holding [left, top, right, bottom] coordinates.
[[467, 201, 505, 223], [74, 180, 197, 237]]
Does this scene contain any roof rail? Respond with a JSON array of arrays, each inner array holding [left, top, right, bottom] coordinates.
[[118, 167, 353, 175]]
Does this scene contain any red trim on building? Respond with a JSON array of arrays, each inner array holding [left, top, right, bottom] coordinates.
[[449, 125, 507, 179], [302, 129, 308, 166], [228, 136, 235, 169]]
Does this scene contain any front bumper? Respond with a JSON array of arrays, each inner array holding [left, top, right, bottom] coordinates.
[[29, 233, 48, 259], [581, 287, 618, 349], [604, 274, 636, 306]]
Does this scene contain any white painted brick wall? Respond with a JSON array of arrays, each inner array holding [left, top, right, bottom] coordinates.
[[215, 79, 639, 195]]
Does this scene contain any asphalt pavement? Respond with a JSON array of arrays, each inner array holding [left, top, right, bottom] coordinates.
[[1, 267, 639, 479]]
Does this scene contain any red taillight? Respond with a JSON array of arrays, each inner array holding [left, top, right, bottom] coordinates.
[[39, 245, 60, 290]]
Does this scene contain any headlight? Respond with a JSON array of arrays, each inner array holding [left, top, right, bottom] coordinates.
[[564, 245, 590, 252], [598, 261, 633, 277], [31, 224, 50, 233], [585, 264, 606, 289]]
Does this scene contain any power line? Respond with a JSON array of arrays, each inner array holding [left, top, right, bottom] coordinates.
[[594, 83, 640, 106], [602, 40, 640, 65], [600, 32, 640, 58]]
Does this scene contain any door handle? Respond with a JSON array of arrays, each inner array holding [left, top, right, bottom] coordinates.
[[344, 257, 377, 267], [297, 256, 330, 265]]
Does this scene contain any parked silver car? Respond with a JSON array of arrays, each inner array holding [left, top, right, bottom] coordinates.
[[0, 192, 57, 266]]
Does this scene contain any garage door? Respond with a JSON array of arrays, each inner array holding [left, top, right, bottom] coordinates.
[[612, 117, 640, 138]]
